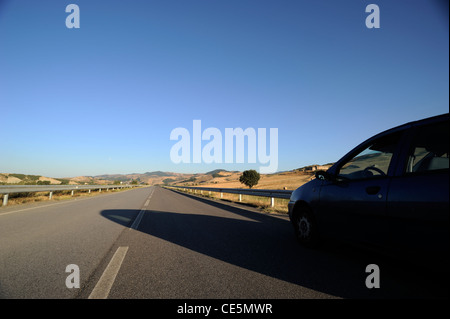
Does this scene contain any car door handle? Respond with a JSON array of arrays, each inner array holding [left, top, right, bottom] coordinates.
[[366, 186, 381, 195]]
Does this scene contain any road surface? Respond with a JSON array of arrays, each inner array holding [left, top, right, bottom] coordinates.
[[0, 186, 447, 299]]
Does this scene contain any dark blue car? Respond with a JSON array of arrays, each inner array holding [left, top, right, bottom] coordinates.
[[288, 113, 449, 265]]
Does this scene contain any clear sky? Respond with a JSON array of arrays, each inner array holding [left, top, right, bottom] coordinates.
[[0, 0, 448, 177]]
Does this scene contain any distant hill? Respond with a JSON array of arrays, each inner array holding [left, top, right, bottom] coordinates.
[[205, 169, 230, 175], [1, 164, 334, 188], [92, 171, 191, 185], [0, 173, 73, 185], [143, 171, 178, 177]]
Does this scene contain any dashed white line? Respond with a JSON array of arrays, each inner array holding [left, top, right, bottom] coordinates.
[[129, 188, 154, 231], [89, 189, 155, 298], [129, 209, 146, 230], [88, 246, 129, 299]]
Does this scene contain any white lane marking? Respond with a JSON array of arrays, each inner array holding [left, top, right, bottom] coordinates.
[[0, 201, 70, 217], [88, 246, 129, 299], [129, 188, 154, 230], [0, 193, 113, 217], [130, 209, 145, 230], [0, 187, 142, 217]]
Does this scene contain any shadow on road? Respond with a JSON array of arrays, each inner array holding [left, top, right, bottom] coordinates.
[[100, 192, 448, 299]]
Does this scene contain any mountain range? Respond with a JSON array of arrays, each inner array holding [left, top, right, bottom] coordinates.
[[1, 170, 234, 186], [1, 165, 332, 189]]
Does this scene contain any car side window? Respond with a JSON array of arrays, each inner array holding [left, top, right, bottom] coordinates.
[[405, 121, 449, 174], [338, 132, 402, 180]]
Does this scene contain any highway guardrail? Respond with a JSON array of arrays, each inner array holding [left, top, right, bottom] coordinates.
[[167, 185, 293, 207], [0, 184, 140, 206]]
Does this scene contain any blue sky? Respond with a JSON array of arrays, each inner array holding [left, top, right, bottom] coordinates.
[[0, 0, 448, 177]]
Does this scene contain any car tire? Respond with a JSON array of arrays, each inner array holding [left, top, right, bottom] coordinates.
[[293, 207, 319, 248]]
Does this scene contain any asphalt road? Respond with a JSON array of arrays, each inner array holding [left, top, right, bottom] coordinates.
[[0, 186, 447, 299]]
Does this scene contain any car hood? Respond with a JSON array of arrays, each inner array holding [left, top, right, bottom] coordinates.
[[290, 178, 323, 202]]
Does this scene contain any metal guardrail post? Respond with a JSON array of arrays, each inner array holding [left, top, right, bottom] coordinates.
[[167, 185, 293, 202], [2, 194, 8, 206], [0, 185, 141, 207]]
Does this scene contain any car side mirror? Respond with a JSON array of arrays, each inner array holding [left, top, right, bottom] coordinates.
[[316, 170, 349, 183], [315, 170, 333, 181]]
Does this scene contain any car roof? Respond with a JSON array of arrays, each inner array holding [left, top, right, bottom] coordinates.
[[370, 113, 448, 140], [399, 113, 448, 128], [330, 113, 449, 170]]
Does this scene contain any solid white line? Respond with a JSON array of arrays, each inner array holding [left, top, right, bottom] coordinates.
[[0, 201, 70, 217], [88, 246, 129, 299], [0, 188, 135, 217], [0, 194, 108, 217]]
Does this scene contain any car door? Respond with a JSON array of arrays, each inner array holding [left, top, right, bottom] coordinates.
[[316, 130, 404, 249], [386, 119, 449, 265]]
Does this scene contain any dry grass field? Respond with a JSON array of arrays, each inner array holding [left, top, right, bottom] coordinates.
[[174, 170, 317, 190], [171, 169, 325, 214]]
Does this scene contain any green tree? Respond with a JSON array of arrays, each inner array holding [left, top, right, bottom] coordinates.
[[239, 170, 260, 188]]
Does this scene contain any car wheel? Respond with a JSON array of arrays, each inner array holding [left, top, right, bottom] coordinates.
[[293, 208, 319, 247]]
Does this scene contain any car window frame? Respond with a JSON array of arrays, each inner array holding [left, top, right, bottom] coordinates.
[[399, 119, 450, 177], [333, 128, 409, 182]]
